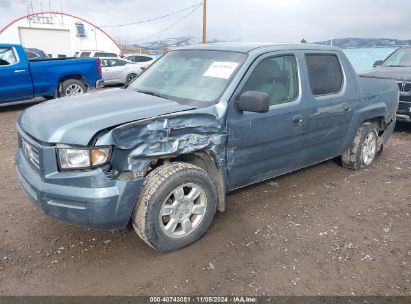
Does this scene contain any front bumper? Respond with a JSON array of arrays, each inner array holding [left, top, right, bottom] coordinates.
[[16, 145, 144, 230], [396, 97, 411, 123]]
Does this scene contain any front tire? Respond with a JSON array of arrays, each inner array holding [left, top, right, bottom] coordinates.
[[341, 122, 379, 170], [132, 162, 217, 252]]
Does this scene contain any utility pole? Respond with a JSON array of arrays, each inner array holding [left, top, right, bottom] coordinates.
[[202, 0, 207, 44]]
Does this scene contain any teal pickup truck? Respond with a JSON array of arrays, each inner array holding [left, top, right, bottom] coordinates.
[[0, 43, 103, 103], [16, 43, 398, 251]]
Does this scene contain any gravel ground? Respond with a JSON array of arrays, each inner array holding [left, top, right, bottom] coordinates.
[[0, 100, 410, 296]]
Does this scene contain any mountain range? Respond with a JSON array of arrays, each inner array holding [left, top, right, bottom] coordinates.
[[314, 38, 411, 48], [132, 36, 411, 51]]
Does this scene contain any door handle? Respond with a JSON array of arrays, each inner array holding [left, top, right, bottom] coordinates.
[[292, 115, 303, 126], [14, 69, 27, 73], [344, 105, 352, 112]]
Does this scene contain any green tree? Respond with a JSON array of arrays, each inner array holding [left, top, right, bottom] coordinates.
[[300, 38, 307, 43]]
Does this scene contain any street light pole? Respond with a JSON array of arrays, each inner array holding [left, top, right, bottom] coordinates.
[[202, 0, 207, 44]]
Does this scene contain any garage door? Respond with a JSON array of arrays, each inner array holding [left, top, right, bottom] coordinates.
[[19, 27, 71, 58]]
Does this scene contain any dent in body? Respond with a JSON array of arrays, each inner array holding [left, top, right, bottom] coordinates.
[[96, 110, 227, 178]]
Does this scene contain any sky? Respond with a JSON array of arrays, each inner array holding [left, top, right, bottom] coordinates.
[[0, 0, 410, 44]]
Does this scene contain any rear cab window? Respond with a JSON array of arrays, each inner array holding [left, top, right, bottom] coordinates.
[[26, 51, 37, 59], [305, 54, 344, 96]]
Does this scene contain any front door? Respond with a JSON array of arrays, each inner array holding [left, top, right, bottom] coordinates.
[[108, 59, 127, 83], [226, 53, 307, 189], [0, 46, 33, 103]]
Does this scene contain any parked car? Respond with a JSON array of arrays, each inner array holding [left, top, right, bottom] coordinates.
[[16, 43, 398, 251], [74, 50, 119, 58], [100, 57, 143, 85], [362, 46, 411, 123], [125, 54, 157, 70], [24, 48, 49, 60], [0, 44, 103, 103]]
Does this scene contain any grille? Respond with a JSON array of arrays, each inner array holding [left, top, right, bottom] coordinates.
[[397, 82, 411, 93], [22, 139, 41, 169], [399, 94, 411, 103], [398, 101, 411, 113]]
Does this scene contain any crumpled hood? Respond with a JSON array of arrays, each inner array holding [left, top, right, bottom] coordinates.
[[19, 88, 196, 145], [361, 66, 411, 82]]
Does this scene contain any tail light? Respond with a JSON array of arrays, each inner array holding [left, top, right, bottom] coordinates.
[[96, 59, 102, 75]]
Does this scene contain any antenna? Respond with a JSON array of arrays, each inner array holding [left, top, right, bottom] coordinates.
[[25, 2, 32, 26], [60, 0, 63, 23]]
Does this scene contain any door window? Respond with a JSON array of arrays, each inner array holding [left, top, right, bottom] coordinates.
[[94, 52, 117, 58], [131, 55, 152, 62], [100, 59, 111, 67], [111, 59, 127, 67], [0, 47, 17, 66], [305, 54, 343, 96], [241, 55, 299, 106]]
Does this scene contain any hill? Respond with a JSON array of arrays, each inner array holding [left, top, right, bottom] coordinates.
[[315, 38, 411, 48]]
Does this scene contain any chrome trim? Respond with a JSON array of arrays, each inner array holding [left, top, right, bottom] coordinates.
[[397, 81, 411, 93], [22, 139, 40, 169], [396, 114, 411, 122]]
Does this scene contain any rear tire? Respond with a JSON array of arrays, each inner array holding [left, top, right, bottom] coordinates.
[[341, 122, 379, 170], [125, 73, 137, 84], [132, 162, 217, 252], [60, 79, 87, 97]]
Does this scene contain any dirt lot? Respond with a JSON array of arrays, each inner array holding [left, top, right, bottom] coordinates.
[[0, 100, 410, 296]]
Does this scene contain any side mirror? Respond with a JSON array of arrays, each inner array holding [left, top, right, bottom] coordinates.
[[373, 60, 383, 67], [237, 91, 269, 113]]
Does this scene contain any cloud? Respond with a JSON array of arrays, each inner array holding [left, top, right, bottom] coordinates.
[[0, 0, 410, 43], [0, 0, 11, 9]]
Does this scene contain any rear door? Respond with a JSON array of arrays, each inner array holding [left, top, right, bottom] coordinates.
[[101, 59, 116, 82], [226, 52, 307, 189], [301, 52, 356, 164], [0, 46, 33, 103]]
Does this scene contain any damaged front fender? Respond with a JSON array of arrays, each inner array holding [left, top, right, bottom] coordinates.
[[96, 112, 227, 174]]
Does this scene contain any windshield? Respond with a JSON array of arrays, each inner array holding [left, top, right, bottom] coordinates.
[[382, 48, 411, 67], [128, 50, 247, 103]]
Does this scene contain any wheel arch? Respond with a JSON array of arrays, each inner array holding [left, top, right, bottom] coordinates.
[[342, 109, 393, 153], [169, 151, 227, 213], [58, 74, 88, 96]]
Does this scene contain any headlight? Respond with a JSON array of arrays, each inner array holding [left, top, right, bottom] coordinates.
[[57, 146, 111, 170]]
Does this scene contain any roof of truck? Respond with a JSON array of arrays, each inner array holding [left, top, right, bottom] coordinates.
[[1, 43, 20, 48], [182, 42, 341, 53]]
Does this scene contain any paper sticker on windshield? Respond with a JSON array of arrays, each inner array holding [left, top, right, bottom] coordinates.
[[203, 62, 239, 79]]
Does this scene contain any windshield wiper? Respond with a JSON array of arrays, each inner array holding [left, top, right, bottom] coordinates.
[[386, 65, 410, 67], [136, 89, 168, 99]]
